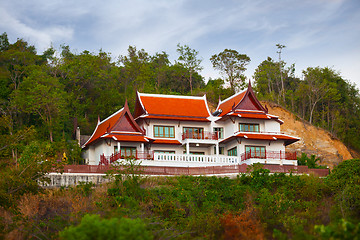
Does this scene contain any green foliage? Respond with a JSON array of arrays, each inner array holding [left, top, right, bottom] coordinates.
[[326, 159, 360, 190], [297, 153, 325, 169], [254, 59, 360, 152], [315, 219, 360, 240], [210, 48, 250, 93], [59, 214, 153, 240]]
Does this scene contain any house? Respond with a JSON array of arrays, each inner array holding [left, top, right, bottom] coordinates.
[[82, 83, 299, 166]]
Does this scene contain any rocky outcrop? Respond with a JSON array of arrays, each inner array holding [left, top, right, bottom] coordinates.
[[263, 101, 354, 168]]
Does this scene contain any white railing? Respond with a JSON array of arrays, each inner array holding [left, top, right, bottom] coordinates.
[[153, 152, 239, 164], [153, 151, 298, 166]]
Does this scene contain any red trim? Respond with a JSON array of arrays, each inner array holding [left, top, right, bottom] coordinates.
[[220, 132, 299, 146], [141, 115, 210, 122], [152, 139, 182, 145], [83, 100, 146, 148], [103, 134, 149, 143]]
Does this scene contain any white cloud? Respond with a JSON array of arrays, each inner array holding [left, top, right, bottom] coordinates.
[[0, 7, 73, 52]]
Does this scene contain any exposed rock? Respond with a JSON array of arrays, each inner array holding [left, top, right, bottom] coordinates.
[[263, 101, 354, 169]]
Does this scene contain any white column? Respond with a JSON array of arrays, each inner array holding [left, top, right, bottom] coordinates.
[[117, 142, 121, 153], [186, 142, 190, 154], [141, 143, 144, 152], [215, 143, 219, 156]]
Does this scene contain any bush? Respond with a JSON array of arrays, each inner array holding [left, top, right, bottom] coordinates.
[[59, 214, 153, 240]]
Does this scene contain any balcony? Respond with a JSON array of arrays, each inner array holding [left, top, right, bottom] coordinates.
[[181, 131, 218, 140]]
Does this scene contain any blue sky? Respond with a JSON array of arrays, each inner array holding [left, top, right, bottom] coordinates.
[[1, 0, 359, 88]]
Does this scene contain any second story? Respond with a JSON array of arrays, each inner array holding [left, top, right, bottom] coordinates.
[[134, 92, 217, 144], [133, 83, 286, 144]]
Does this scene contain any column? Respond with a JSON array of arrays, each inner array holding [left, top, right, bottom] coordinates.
[[186, 142, 190, 154], [117, 142, 121, 154]]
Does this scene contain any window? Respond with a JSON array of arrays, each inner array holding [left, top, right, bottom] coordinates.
[[154, 150, 175, 154], [227, 147, 237, 156], [214, 146, 224, 155], [245, 146, 266, 158], [183, 151, 205, 155], [239, 123, 260, 132], [183, 127, 204, 139], [154, 125, 175, 138], [213, 127, 224, 139], [118, 147, 136, 158]]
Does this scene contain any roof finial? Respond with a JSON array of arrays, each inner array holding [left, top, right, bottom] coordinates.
[[97, 115, 100, 124]]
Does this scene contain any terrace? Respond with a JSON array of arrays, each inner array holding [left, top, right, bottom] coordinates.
[[100, 150, 297, 166]]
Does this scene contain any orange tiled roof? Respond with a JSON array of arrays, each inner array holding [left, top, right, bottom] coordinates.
[[141, 115, 210, 122], [136, 93, 211, 120], [103, 134, 149, 143], [83, 108, 124, 147], [220, 132, 299, 146], [152, 139, 182, 145], [82, 101, 146, 148], [216, 91, 246, 117]]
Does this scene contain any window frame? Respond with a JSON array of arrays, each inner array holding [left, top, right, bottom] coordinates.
[[227, 147, 237, 156], [213, 127, 224, 139], [214, 146, 225, 155], [154, 125, 175, 138], [183, 127, 204, 139], [239, 123, 260, 132], [245, 145, 266, 159]]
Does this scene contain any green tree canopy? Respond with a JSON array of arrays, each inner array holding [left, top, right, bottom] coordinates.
[[210, 49, 250, 93]]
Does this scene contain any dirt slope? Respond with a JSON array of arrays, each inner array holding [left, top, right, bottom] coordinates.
[[263, 101, 354, 168]]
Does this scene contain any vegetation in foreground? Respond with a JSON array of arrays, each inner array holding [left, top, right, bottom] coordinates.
[[0, 159, 359, 239]]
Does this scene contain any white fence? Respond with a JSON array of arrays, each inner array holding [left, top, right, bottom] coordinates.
[[153, 152, 298, 166], [153, 153, 240, 164]]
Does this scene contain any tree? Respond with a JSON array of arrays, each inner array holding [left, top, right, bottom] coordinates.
[[276, 44, 286, 101], [210, 49, 250, 93], [176, 43, 203, 94], [12, 66, 67, 142]]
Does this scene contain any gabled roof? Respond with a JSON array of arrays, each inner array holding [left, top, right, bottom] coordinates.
[[220, 132, 299, 146], [216, 82, 267, 117], [134, 92, 211, 122], [82, 100, 148, 148], [215, 82, 283, 124]]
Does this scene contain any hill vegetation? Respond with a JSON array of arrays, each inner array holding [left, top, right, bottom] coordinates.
[[0, 159, 360, 239], [0, 32, 360, 238]]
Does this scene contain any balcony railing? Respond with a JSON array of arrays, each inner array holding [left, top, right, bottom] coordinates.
[[100, 151, 154, 165], [100, 150, 297, 166], [240, 150, 297, 161], [182, 131, 218, 140], [153, 150, 296, 165]]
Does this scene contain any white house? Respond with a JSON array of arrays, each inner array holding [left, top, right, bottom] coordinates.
[[82, 83, 299, 166]]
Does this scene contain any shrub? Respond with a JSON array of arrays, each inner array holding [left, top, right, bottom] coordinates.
[[59, 214, 153, 240]]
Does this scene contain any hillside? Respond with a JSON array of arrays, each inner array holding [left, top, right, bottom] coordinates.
[[262, 101, 354, 169]]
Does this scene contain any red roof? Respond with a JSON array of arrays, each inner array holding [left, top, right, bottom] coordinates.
[[216, 91, 246, 117], [83, 108, 124, 147], [141, 115, 210, 122], [220, 132, 299, 146], [134, 93, 211, 121], [82, 101, 146, 148], [223, 111, 283, 124], [152, 139, 182, 145], [103, 134, 149, 143], [216, 82, 268, 117]]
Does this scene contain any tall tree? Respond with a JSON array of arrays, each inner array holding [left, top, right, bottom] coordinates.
[[176, 43, 203, 94], [12, 66, 67, 142], [276, 44, 286, 101], [210, 49, 250, 93]]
